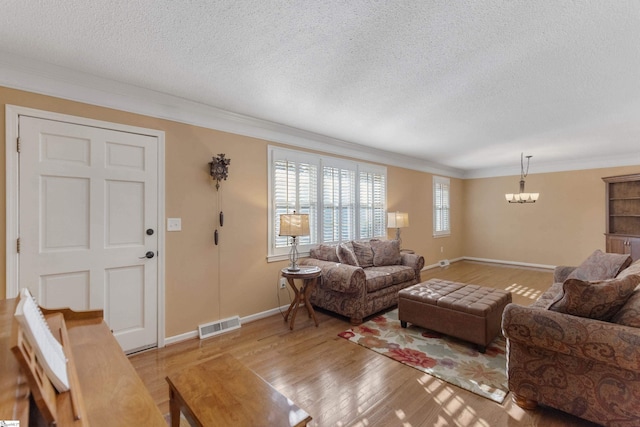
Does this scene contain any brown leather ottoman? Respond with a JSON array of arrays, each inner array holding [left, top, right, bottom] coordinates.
[[398, 279, 512, 352]]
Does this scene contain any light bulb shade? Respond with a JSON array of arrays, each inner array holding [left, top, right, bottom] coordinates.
[[387, 212, 409, 228], [530, 193, 540, 201], [505, 193, 514, 201], [520, 192, 530, 201], [279, 214, 310, 237]]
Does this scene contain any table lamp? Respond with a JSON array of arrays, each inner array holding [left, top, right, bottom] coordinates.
[[279, 212, 310, 271], [387, 212, 409, 247]]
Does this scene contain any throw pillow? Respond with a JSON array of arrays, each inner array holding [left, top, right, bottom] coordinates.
[[548, 275, 640, 321], [566, 249, 632, 281], [616, 258, 640, 284], [371, 239, 401, 266], [336, 242, 359, 266], [310, 244, 339, 262], [611, 290, 640, 327], [352, 241, 375, 268]]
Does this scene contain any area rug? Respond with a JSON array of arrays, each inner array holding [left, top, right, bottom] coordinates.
[[338, 309, 508, 403]]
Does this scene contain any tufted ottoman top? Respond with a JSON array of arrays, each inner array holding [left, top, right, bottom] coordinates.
[[398, 278, 511, 316]]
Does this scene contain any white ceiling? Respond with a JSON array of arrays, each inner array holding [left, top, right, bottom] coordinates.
[[1, 1, 639, 178]]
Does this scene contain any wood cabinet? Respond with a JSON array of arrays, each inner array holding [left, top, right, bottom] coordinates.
[[603, 173, 640, 261]]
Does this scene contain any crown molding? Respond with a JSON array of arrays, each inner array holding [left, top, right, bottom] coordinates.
[[464, 153, 640, 179], [0, 51, 463, 178]]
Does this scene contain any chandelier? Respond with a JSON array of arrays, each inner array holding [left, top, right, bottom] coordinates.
[[505, 153, 539, 203]]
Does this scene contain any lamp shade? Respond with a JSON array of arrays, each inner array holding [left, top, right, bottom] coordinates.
[[279, 214, 310, 237], [387, 212, 409, 228]]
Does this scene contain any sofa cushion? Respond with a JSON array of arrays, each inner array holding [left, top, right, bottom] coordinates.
[[352, 241, 375, 267], [310, 244, 339, 262], [364, 265, 416, 292], [611, 290, 640, 327], [371, 239, 401, 266], [566, 249, 632, 281], [336, 242, 359, 266], [548, 275, 640, 321]]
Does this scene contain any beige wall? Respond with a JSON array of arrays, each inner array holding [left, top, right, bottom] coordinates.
[[387, 167, 464, 263], [462, 166, 640, 266], [0, 86, 466, 338]]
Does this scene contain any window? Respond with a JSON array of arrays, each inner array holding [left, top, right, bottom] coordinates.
[[433, 176, 450, 237], [268, 146, 386, 260]]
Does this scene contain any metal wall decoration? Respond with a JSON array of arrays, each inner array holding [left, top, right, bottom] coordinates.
[[208, 153, 231, 245]]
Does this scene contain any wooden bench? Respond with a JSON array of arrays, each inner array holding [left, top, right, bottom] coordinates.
[[166, 353, 311, 427], [0, 298, 166, 426]]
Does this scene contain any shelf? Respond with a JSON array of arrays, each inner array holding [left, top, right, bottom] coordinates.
[[610, 214, 640, 217]]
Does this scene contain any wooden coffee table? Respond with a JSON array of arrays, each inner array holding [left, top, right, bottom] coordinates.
[[166, 353, 311, 427]]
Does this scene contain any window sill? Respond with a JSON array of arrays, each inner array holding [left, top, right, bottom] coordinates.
[[432, 233, 451, 238], [267, 251, 311, 263]]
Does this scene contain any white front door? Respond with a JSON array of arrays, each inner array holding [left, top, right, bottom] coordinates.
[[18, 115, 159, 353]]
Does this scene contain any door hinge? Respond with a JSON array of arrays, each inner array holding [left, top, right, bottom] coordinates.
[[17, 137, 20, 153], [17, 238, 20, 254]]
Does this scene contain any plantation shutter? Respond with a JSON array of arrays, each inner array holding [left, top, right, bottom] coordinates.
[[273, 158, 318, 248], [322, 165, 356, 243], [359, 170, 386, 238], [433, 176, 450, 236]]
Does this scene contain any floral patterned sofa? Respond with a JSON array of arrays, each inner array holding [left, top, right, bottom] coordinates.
[[298, 239, 424, 325], [502, 250, 640, 426]]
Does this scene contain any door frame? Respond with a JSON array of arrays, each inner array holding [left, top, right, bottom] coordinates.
[[5, 104, 166, 349]]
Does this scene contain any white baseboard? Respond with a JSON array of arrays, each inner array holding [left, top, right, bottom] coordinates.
[[164, 304, 291, 346], [422, 256, 554, 271], [462, 256, 555, 270], [422, 257, 464, 271]]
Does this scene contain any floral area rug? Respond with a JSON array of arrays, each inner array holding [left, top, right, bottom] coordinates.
[[338, 309, 508, 403]]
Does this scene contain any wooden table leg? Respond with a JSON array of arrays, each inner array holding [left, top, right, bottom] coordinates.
[[169, 385, 181, 427], [286, 277, 302, 330], [303, 277, 319, 327]]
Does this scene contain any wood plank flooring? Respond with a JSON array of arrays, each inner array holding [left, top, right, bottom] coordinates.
[[130, 261, 598, 427]]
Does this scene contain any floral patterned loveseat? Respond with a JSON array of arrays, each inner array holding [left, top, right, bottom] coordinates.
[[299, 239, 424, 325], [502, 250, 640, 426]]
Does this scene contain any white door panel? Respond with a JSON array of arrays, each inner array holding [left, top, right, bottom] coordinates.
[[19, 116, 159, 352]]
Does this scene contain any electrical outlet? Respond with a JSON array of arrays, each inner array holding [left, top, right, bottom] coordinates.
[[279, 278, 287, 289], [440, 246, 444, 253]]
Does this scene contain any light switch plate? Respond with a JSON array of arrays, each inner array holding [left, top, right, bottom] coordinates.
[[167, 218, 182, 231]]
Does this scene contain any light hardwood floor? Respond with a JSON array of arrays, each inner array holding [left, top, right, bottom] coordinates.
[[130, 261, 599, 427]]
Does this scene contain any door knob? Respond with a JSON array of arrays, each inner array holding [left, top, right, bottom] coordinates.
[[139, 251, 155, 259]]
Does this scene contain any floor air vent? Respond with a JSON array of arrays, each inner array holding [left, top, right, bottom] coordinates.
[[438, 259, 450, 267], [198, 316, 241, 339]]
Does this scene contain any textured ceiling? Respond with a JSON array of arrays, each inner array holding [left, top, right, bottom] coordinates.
[[1, 1, 639, 176]]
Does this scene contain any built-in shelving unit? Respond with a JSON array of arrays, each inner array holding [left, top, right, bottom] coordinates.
[[603, 173, 640, 261]]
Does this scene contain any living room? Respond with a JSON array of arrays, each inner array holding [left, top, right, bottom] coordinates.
[[2, 85, 637, 340], [2, 2, 640, 426]]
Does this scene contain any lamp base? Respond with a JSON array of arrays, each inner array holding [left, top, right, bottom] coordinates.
[[286, 266, 301, 272]]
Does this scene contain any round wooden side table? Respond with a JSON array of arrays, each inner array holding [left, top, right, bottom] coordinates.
[[281, 266, 321, 330]]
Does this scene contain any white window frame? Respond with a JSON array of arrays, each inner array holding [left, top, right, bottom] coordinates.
[[433, 175, 451, 237], [268, 146, 387, 261]]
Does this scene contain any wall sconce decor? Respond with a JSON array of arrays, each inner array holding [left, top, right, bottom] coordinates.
[[208, 153, 231, 245], [505, 153, 539, 204], [279, 212, 310, 271]]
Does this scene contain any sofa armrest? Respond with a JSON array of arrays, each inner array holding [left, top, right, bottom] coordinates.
[[553, 265, 576, 283], [502, 303, 640, 372], [401, 253, 425, 271], [298, 258, 366, 294]]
